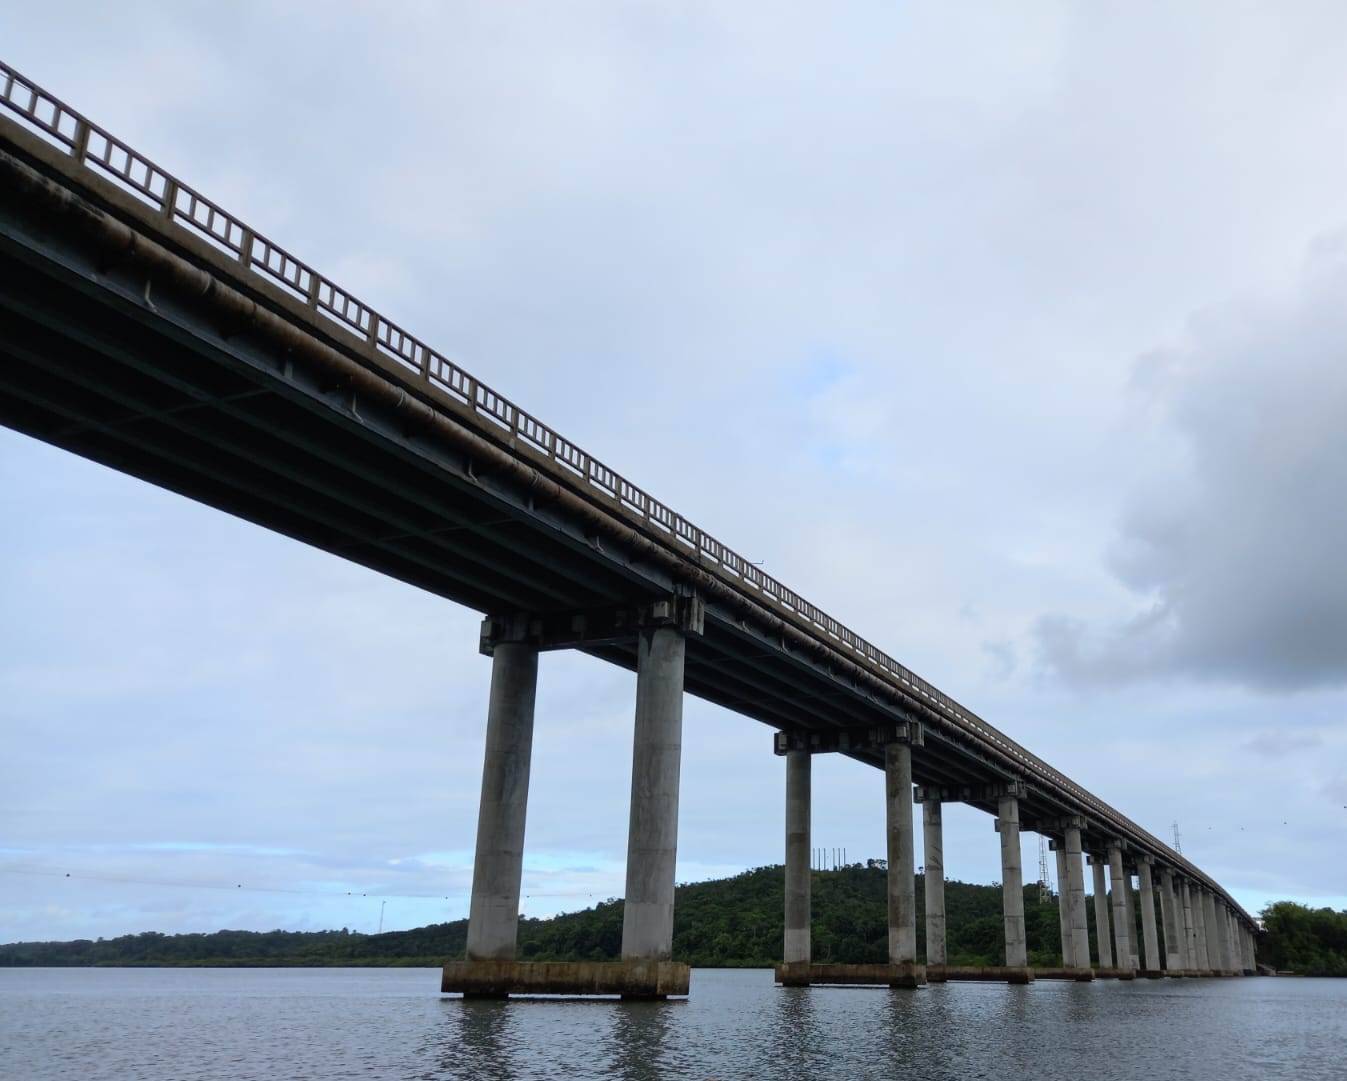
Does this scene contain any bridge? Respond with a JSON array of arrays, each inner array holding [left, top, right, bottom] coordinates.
[[0, 60, 1258, 997]]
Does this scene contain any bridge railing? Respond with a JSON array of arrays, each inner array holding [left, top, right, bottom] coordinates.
[[0, 59, 1247, 921]]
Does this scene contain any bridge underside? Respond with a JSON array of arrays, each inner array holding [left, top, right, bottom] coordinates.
[[0, 134, 1078, 825]]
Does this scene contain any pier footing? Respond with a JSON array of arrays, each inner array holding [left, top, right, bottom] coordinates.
[[441, 960, 690, 999], [774, 962, 926, 988]]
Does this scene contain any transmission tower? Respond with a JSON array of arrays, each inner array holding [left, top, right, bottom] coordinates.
[[1037, 836, 1051, 902], [1172, 821, 1183, 855]]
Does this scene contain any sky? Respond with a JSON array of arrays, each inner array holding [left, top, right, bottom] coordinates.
[[3, 2, 1347, 943]]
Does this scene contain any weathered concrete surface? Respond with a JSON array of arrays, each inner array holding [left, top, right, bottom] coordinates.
[[885, 741, 918, 984], [1137, 859, 1162, 977], [1089, 855, 1113, 968], [466, 642, 539, 961], [997, 795, 1028, 972], [775, 962, 927, 988], [784, 749, 811, 965], [442, 959, 690, 997], [1064, 826, 1091, 974], [1191, 886, 1212, 974], [1158, 868, 1182, 974], [922, 800, 946, 971], [621, 626, 685, 961], [1107, 846, 1135, 979]]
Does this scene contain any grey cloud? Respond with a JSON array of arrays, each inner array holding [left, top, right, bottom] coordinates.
[[1037, 250, 1347, 692]]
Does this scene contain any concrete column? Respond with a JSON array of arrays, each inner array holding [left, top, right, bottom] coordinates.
[[1064, 826, 1090, 972], [1159, 868, 1182, 973], [466, 642, 539, 961], [1137, 859, 1161, 976], [1122, 872, 1140, 969], [783, 749, 811, 965], [1223, 907, 1237, 974], [1191, 886, 1211, 973], [1090, 855, 1113, 969], [621, 625, 685, 961], [1201, 891, 1222, 974], [922, 800, 946, 976], [885, 740, 920, 987], [998, 794, 1030, 980], [1180, 878, 1197, 973], [1220, 905, 1233, 973], [1054, 844, 1071, 964], [1107, 845, 1134, 978]]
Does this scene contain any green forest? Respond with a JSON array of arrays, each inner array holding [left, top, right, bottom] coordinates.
[[1257, 902, 1347, 976], [2, 864, 1340, 974]]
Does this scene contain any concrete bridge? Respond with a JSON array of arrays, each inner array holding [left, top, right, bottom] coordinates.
[[0, 60, 1259, 997]]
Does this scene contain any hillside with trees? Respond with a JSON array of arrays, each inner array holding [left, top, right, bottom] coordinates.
[[4, 863, 1320, 972]]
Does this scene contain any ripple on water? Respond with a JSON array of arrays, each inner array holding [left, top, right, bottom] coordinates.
[[1, 967, 1343, 1081]]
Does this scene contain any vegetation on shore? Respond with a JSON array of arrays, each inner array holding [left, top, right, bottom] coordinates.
[[1258, 902, 1347, 976], [3, 864, 1339, 974]]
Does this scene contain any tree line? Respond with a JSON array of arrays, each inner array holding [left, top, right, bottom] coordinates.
[[2, 864, 1339, 973]]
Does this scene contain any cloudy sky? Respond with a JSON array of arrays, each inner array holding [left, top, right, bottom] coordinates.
[[4, 2, 1347, 943]]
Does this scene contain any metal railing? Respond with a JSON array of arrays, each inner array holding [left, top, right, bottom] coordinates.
[[0, 59, 1248, 919]]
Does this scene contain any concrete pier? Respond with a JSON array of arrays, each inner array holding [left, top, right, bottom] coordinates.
[[1137, 858, 1162, 977], [1196, 888, 1217, 974], [1201, 890, 1222, 975], [1063, 825, 1091, 974], [1181, 878, 1202, 974], [783, 749, 811, 970], [1217, 899, 1232, 974], [1158, 868, 1182, 974], [923, 800, 947, 980], [1122, 870, 1140, 970], [1054, 844, 1071, 963], [621, 625, 686, 963], [1089, 855, 1114, 970], [1107, 845, 1135, 979], [885, 740, 921, 987], [997, 794, 1031, 982], [465, 641, 539, 962]]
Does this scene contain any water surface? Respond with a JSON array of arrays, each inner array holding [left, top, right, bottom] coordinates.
[[2, 967, 1341, 1080]]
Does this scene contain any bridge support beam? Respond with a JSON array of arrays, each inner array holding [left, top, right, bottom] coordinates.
[[1089, 855, 1113, 971], [922, 800, 946, 981], [621, 624, 687, 967], [885, 735, 923, 988], [781, 748, 811, 978], [996, 791, 1032, 983], [1137, 858, 1162, 977], [465, 640, 539, 966], [1063, 824, 1091, 975], [1107, 845, 1135, 979]]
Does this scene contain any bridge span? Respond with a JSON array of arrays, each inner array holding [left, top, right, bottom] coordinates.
[[0, 60, 1258, 996]]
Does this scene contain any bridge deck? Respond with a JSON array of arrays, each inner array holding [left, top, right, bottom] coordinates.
[[0, 59, 1251, 927]]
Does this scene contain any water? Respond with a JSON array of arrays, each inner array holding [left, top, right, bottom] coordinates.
[[1, 967, 1343, 1080]]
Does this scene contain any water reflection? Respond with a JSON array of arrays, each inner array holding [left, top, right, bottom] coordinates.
[[5, 967, 1344, 1081]]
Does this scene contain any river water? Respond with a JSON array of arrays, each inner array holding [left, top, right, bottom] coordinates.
[[1, 967, 1343, 1080]]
